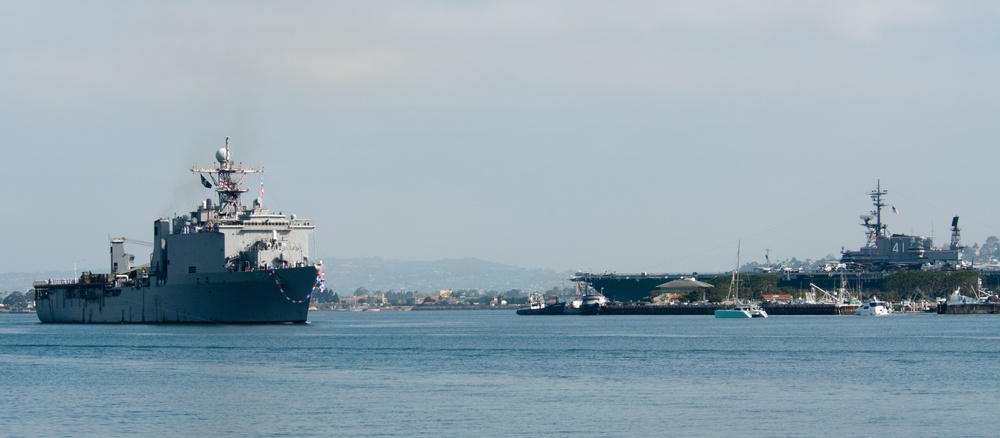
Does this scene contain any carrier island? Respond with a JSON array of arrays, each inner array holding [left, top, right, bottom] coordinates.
[[33, 139, 324, 323]]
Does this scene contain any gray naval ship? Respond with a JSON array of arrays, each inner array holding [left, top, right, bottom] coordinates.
[[839, 180, 966, 271], [33, 139, 323, 323], [572, 180, 972, 301]]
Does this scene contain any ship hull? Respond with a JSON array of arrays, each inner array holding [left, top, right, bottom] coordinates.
[[516, 302, 566, 315], [714, 309, 752, 318], [35, 266, 318, 324]]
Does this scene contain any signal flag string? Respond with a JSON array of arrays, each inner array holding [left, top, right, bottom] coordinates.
[[264, 267, 325, 304]]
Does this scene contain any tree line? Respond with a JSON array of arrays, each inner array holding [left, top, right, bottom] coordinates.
[[674, 270, 986, 303], [1, 291, 30, 311]]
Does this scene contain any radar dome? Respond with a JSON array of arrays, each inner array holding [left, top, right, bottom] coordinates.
[[216, 148, 230, 163]]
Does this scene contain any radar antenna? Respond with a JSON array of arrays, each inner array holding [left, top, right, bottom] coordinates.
[[950, 216, 964, 251]]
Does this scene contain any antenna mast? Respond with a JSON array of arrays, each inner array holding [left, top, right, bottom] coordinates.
[[871, 179, 888, 238], [860, 180, 888, 248], [191, 137, 263, 220]]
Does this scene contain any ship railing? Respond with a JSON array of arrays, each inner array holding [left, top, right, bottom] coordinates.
[[32, 278, 79, 287]]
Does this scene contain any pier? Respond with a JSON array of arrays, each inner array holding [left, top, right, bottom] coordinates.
[[762, 303, 859, 316], [600, 303, 721, 315], [937, 302, 1000, 314], [598, 303, 860, 316]]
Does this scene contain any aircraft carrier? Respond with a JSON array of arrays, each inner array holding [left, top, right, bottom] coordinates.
[[573, 181, 998, 302], [33, 138, 324, 323]]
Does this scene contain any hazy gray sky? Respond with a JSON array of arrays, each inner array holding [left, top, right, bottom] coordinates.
[[3, 1, 1000, 275]]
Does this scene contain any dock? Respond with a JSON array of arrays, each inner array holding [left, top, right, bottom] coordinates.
[[763, 303, 859, 315], [598, 303, 859, 316], [600, 304, 720, 315], [937, 302, 1000, 314]]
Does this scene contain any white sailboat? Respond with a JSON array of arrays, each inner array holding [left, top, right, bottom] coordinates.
[[715, 242, 768, 318]]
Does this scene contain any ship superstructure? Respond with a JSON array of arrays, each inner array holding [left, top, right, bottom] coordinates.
[[839, 180, 966, 271], [34, 138, 323, 323]]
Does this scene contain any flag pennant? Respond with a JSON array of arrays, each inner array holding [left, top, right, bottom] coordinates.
[[200, 174, 212, 188], [260, 177, 265, 198]]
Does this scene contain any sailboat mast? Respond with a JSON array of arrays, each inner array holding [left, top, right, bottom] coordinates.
[[729, 241, 742, 305], [734, 241, 742, 303]]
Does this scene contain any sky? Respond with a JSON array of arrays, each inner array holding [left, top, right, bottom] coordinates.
[[2, 1, 1000, 275]]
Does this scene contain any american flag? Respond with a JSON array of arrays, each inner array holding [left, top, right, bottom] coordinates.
[[891, 206, 899, 214]]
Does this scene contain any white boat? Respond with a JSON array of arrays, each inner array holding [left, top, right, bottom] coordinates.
[[854, 296, 891, 316], [748, 304, 768, 318], [565, 294, 608, 315], [716, 302, 769, 318], [715, 242, 768, 318]]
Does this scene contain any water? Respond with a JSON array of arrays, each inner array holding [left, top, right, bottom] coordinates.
[[2, 311, 998, 437]]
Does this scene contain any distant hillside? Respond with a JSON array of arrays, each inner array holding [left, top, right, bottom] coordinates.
[[9, 236, 1000, 294], [0, 258, 573, 295], [320, 257, 572, 293], [0, 271, 73, 294]]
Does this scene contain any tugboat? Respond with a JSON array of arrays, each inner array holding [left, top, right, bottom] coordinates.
[[515, 300, 567, 316], [33, 138, 324, 323]]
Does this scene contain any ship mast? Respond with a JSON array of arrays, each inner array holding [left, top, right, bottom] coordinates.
[[861, 180, 889, 248], [191, 137, 263, 220]]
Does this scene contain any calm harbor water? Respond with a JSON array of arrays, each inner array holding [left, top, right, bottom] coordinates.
[[1, 311, 998, 437]]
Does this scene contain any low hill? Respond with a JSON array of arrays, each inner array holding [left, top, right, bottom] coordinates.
[[321, 257, 571, 293]]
